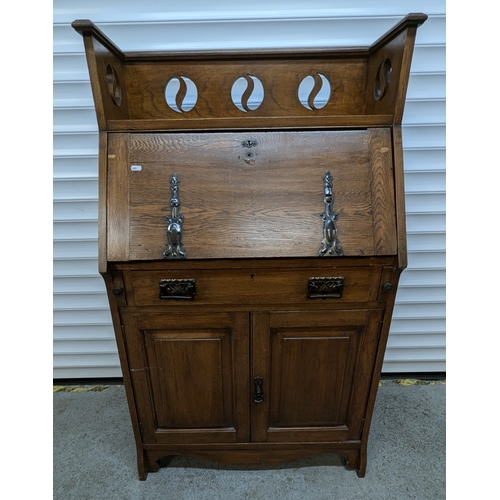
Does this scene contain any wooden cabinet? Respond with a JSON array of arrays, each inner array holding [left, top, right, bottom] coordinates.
[[73, 13, 427, 479], [121, 306, 382, 441]]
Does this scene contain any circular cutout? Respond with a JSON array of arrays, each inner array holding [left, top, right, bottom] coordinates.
[[374, 59, 392, 101], [165, 77, 198, 113], [298, 73, 331, 110], [231, 75, 264, 112], [106, 65, 122, 106]]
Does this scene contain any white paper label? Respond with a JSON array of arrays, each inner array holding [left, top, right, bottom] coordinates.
[[130, 165, 142, 171]]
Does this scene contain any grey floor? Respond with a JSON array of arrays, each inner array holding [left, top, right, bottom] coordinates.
[[53, 379, 445, 499]]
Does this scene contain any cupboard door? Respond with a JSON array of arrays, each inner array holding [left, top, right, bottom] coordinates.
[[252, 309, 383, 442], [122, 311, 250, 444]]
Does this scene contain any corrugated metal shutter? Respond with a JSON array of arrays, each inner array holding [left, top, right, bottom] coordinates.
[[53, 0, 446, 378]]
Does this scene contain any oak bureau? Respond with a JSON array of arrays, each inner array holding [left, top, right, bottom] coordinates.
[[73, 13, 427, 479]]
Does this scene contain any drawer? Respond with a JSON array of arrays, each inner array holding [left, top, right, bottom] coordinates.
[[124, 267, 382, 307]]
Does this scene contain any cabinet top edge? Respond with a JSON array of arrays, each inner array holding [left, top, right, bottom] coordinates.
[[71, 13, 427, 61]]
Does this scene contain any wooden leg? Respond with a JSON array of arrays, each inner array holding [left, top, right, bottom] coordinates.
[[137, 449, 148, 481], [137, 450, 160, 480], [147, 460, 160, 473], [356, 447, 367, 478], [341, 450, 361, 475]]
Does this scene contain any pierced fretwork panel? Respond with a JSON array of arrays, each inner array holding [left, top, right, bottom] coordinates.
[[124, 60, 367, 122]]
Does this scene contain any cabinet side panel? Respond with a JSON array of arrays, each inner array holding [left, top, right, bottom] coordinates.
[[368, 128, 397, 255], [98, 132, 108, 273], [365, 30, 408, 118], [392, 126, 408, 270], [107, 133, 130, 261]]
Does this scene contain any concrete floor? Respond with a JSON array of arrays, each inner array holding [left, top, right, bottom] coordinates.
[[53, 378, 445, 499]]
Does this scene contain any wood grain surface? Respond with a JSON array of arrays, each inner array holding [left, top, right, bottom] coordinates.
[[106, 130, 396, 261], [73, 13, 426, 480]]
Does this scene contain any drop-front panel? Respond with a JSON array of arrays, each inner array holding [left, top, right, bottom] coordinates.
[[106, 129, 396, 262]]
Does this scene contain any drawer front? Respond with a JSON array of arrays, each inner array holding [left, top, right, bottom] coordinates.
[[125, 267, 381, 307]]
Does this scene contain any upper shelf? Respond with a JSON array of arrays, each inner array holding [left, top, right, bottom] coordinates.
[[72, 14, 427, 132]]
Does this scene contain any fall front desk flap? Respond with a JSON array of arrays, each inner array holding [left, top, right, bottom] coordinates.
[[106, 129, 397, 261]]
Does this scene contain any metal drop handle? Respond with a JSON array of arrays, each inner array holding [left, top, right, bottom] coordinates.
[[254, 376, 264, 403], [319, 170, 343, 257], [163, 173, 187, 259]]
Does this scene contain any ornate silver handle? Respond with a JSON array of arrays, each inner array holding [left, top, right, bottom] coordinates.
[[162, 173, 187, 259], [319, 170, 343, 257]]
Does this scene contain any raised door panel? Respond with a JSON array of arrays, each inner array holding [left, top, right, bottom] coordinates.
[[252, 309, 383, 443], [122, 311, 250, 444], [144, 329, 232, 429]]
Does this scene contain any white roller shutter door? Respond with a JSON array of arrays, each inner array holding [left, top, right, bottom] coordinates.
[[53, 0, 446, 378]]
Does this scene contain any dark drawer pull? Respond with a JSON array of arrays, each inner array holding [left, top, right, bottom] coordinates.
[[307, 277, 344, 299], [159, 279, 196, 300]]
